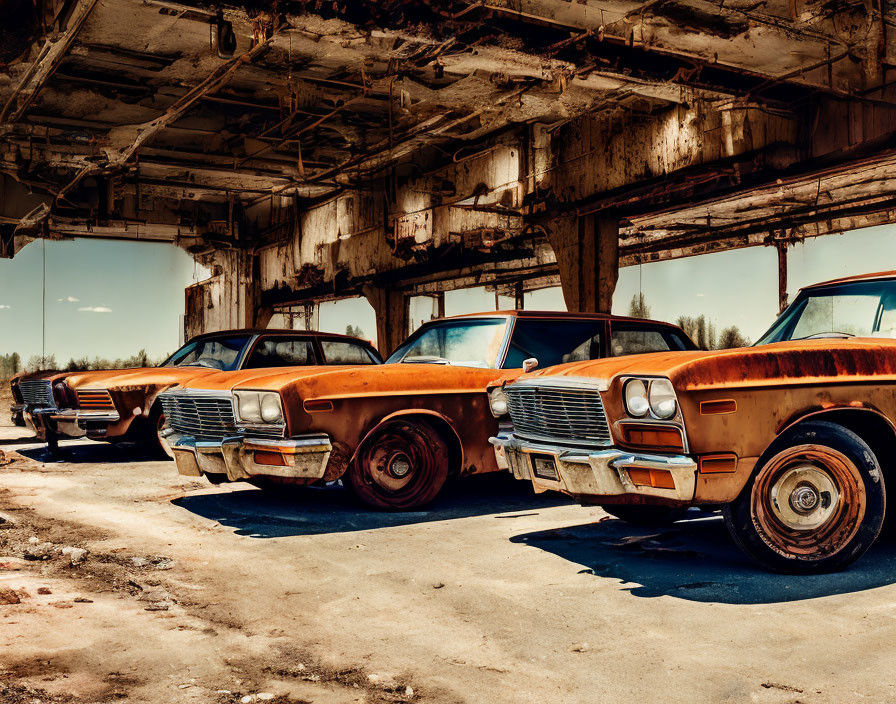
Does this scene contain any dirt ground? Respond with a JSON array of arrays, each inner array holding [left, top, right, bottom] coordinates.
[[2, 392, 896, 704]]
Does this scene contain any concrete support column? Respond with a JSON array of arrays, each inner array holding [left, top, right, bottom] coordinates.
[[549, 214, 619, 313], [776, 241, 789, 313], [363, 284, 408, 358], [185, 249, 268, 338]]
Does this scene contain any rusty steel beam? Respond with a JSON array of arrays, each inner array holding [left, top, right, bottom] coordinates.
[[0, 0, 99, 125]]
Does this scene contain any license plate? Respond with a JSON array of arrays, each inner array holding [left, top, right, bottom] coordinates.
[[531, 454, 559, 481]]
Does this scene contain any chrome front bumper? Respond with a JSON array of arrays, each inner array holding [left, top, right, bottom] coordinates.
[[24, 407, 120, 438], [490, 430, 697, 502], [164, 430, 333, 482]]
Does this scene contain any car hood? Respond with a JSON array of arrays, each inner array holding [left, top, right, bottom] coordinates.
[[512, 338, 896, 391], [178, 362, 504, 397], [12, 369, 69, 384], [66, 366, 220, 390]]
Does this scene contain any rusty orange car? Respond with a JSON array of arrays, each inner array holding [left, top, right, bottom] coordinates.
[[161, 311, 695, 509], [489, 271, 896, 573], [12, 329, 381, 454]]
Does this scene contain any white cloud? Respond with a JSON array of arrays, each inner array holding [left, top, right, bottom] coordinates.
[[696, 293, 705, 297], [0, 304, 9, 309], [78, 306, 112, 313], [58, 296, 80, 303]]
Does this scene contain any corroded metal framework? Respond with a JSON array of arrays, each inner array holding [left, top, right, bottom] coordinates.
[[2, 0, 896, 351]]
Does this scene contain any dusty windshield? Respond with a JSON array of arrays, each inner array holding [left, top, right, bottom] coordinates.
[[756, 280, 896, 344], [386, 319, 509, 368], [162, 336, 252, 371]]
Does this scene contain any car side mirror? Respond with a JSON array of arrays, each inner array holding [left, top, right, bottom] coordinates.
[[522, 358, 539, 373]]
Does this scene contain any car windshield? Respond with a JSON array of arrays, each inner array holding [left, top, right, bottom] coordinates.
[[756, 280, 896, 345], [386, 318, 509, 368], [161, 335, 252, 371]]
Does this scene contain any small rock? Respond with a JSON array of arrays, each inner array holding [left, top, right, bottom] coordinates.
[[74, 597, 93, 603], [24, 542, 55, 561], [432, 582, 445, 589], [37, 588, 52, 595], [405, 686, 414, 697], [257, 694, 274, 701], [570, 643, 590, 653], [144, 603, 169, 612], [130, 557, 149, 568], [367, 673, 397, 688], [0, 587, 22, 605], [28, 536, 39, 544], [240, 696, 254, 704], [61, 547, 88, 565]]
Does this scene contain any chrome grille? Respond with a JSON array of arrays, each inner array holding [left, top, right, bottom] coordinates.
[[19, 380, 54, 408], [159, 391, 238, 439], [505, 382, 612, 447]]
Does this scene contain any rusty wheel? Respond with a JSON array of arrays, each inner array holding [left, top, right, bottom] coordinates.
[[346, 419, 450, 511], [723, 421, 885, 573], [140, 403, 173, 459]]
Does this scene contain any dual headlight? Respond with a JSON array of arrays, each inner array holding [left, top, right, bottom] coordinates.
[[488, 387, 509, 418], [623, 378, 678, 420], [234, 390, 284, 425]]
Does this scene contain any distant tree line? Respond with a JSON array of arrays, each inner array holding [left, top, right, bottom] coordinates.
[[628, 294, 750, 350], [0, 349, 165, 379]]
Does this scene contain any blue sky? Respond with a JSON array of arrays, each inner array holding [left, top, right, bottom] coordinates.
[[0, 238, 203, 364], [2, 224, 896, 363]]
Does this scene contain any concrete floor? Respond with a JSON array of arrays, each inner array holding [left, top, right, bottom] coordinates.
[[2, 421, 896, 704]]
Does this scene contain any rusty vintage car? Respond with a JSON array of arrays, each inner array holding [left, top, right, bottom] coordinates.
[[12, 329, 381, 454], [161, 311, 695, 509], [489, 271, 896, 573]]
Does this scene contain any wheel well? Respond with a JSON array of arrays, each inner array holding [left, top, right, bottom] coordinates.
[[362, 413, 464, 476], [784, 409, 896, 482]]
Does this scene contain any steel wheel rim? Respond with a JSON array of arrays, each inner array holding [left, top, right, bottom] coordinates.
[[751, 444, 865, 560], [360, 424, 433, 495]]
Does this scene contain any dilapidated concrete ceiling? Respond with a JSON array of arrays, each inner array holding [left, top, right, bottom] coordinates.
[[2, 0, 896, 332]]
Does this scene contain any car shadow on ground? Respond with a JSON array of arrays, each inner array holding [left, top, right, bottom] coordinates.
[[173, 473, 574, 537], [16, 441, 164, 464], [511, 513, 896, 605]]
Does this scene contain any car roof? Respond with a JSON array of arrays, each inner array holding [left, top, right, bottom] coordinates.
[[190, 328, 374, 345], [803, 270, 896, 289], [438, 310, 684, 329]]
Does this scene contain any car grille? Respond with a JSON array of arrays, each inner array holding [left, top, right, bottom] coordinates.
[[159, 392, 239, 439], [77, 389, 116, 412], [19, 380, 54, 408], [505, 382, 612, 447]]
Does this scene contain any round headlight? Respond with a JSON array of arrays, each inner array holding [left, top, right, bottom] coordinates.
[[260, 393, 283, 423], [649, 379, 677, 419], [489, 388, 508, 418], [624, 379, 649, 417], [239, 393, 262, 423]]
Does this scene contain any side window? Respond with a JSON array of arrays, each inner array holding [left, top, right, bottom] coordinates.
[[503, 320, 605, 369], [610, 327, 675, 357], [321, 341, 378, 365], [244, 338, 315, 368]]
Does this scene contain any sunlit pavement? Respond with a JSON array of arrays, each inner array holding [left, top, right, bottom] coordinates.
[[2, 425, 896, 704]]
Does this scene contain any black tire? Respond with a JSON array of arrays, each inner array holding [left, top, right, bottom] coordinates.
[[345, 419, 450, 511], [723, 421, 885, 574], [141, 404, 173, 459], [601, 505, 688, 526]]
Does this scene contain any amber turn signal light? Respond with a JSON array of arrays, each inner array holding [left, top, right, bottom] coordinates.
[[700, 399, 737, 415], [698, 454, 738, 474], [627, 468, 676, 489], [254, 450, 287, 467], [619, 424, 684, 451], [303, 399, 334, 413]]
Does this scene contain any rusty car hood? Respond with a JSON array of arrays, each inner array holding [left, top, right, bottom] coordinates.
[[65, 366, 220, 390], [513, 338, 896, 391], [178, 362, 506, 397], [12, 370, 69, 384]]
